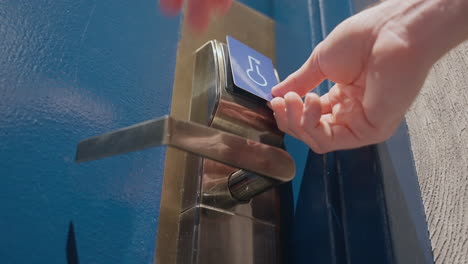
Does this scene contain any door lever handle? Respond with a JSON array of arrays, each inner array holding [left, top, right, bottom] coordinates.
[[75, 115, 295, 183]]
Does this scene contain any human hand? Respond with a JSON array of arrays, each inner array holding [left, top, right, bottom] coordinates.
[[270, 0, 456, 153], [159, 0, 232, 32]]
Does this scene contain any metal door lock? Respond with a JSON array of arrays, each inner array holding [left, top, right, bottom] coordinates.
[[75, 115, 294, 204], [75, 39, 295, 206]]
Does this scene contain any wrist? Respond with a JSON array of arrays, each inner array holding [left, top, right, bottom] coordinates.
[[392, 0, 468, 63]]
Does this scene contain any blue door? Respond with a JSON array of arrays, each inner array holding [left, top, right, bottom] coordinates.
[[0, 1, 180, 263], [0, 1, 271, 263], [0, 0, 432, 263], [274, 1, 433, 263]]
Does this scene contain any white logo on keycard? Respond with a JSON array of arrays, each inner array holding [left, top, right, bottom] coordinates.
[[246, 55, 268, 87]]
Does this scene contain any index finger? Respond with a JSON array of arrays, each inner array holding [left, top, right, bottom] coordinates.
[[272, 43, 326, 98]]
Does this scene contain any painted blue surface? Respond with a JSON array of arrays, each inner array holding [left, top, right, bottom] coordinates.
[[0, 0, 180, 263], [335, 147, 395, 263], [274, 0, 433, 263], [0, 0, 433, 263], [377, 121, 434, 263], [227, 36, 278, 101], [274, 1, 349, 262], [273, 0, 317, 207]]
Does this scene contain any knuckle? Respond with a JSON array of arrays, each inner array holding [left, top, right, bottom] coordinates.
[[314, 141, 329, 154], [312, 146, 325, 154], [288, 121, 302, 135], [305, 135, 328, 154], [312, 144, 328, 154]]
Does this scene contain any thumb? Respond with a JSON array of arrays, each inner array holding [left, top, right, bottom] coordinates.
[[272, 44, 325, 97]]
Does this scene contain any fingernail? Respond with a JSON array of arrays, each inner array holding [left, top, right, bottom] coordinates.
[[271, 85, 280, 96], [284, 91, 297, 100], [270, 97, 282, 104]]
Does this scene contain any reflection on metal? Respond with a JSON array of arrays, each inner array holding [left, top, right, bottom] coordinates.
[[155, 2, 281, 264], [75, 116, 294, 182], [177, 206, 278, 264], [228, 170, 279, 203], [168, 33, 287, 262], [74, 3, 284, 261], [75, 4, 285, 262]]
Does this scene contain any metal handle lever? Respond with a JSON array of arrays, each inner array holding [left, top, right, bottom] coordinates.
[[75, 115, 295, 183]]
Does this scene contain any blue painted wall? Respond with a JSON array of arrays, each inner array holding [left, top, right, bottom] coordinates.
[[273, 1, 343, 262], [0, 1, 272, 263], [272, 1, 307, 209], [0, 0, 180, 263], [274, 1, 433, 263], [0, 0, 432, 263]]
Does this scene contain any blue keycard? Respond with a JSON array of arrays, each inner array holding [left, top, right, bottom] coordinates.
[[226, 36, 278, 101]]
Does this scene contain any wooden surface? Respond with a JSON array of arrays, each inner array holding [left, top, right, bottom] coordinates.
[[406, 41, 468, 264]]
